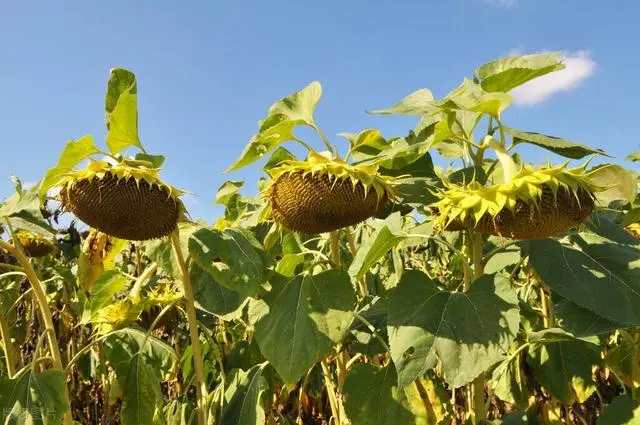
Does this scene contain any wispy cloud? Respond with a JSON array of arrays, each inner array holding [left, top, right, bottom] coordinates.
[[510, 50, 597, 106], [480, 0, 518, 8]]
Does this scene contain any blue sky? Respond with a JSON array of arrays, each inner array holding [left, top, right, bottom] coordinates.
[[1, 0, 638, 222]]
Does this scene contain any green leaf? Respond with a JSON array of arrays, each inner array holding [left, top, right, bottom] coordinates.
[[249, 269, 356, 384], [340, 129, 390, 154], [605, 330, 640, 389], [263, 147, 296, 171], [440, 79, 512, 119], [526, 331, 599, 403], [381, 150, 436, 179], [598, 395, 640, 425], [626, 151, 640, 162], [392, 178, 439, 208], [226, 82, 322, 172], [220, 362, 269, 425], [120, 354, 166, 425], [448, 166, 487, 185], [105, 68, 144, 154], [86, 270, 128, 321], [368, 89, 437, 116], [475, 52, 565, 93], [388, 271, 519, 388], [554, 296, 621, 337], [529, 233, 640, 326], [587, 164, 637, 203], [374, 139, 432, 171], [0, 369, 68, 425], [0, 179, 53, 235], [348, 213, 411, 280], [134, 153, 165, 168], [216, 181, 245, 205], [191, 263, 247, 319], [491, 353, 529, 408], [188, 227, 265, 297], [504, 127, 608, 159], [142, 223, 201, 279], [102, 327, 176, 380], [38, 135, 99, 199], [343, 364, 415, 425]]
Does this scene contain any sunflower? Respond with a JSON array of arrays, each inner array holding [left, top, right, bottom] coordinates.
[[264, 152, 397, 234], [14, 230, 57, 257], [432, 138, 601, 240], [57, 159, 186, 241]]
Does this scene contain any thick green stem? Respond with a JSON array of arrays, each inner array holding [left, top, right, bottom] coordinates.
[[170, 231, 207, 425], [0, 310, 17, 377], [468, 231, 487, 424], [0, 237, 73, 425], [484, 135, 518, 183]]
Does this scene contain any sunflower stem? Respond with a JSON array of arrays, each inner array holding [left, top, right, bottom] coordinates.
[[468, 230, 487, 424], [0, 225, 73, 425], [485, 136, 518, 183], [330, 231, 341, 267], [170, 231, 208, 425], [0, 310, 17, 378]]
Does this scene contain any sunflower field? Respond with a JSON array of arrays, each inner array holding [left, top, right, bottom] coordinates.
[[1, 52, 640, 425]]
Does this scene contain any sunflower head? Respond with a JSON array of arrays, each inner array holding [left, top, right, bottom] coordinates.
[[14, 230, 57, 258], [92, 298, 142, 335], [57, 159, 186, 241], [433, 162, 602, 240], [263, 152, 397, 234]]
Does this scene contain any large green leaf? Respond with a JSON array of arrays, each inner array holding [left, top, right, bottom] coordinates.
[[554, 296, 621, 337], [190, 263, 247, 319], [388, 271, 519, 388], [105, 68, 144, 154], [0, 178, 53, 235], [38, 134, 99, 199], [475, 52, 565, 93], [120, 354, 166, 425], [504, 127, 607, 159], [349, 213, 411, 280], [587, 164, 637, 203], [368, 89, 437, 116], [343, 364, 415, 425], [220, 362, 269, 425], [626, 151, 640, 162], [529, 233, 640, 326], [226, 82, 321, 172], [263, 147, 297, 171], [490, 352, 529, 408], [188, 227, 266, 297], [215, 181, 244, 205], [249, 269, 356, 384], [526, 329, 600, 403], [598, 395, 640, 425], [0, 369, 68, 425], [102, 327, 176, 380], [438, 79, 512, 119]]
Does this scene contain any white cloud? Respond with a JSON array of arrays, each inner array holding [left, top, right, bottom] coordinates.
[[510, 50, 597, 106]]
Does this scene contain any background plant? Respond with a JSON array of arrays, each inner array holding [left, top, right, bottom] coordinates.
[[0, 52, 639, 425]]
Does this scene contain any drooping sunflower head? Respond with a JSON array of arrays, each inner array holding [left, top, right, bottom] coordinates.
[[57, 159, 186, 241], [433, 162, 602, 240], [14, 230, 57, 258], [264, 152, 397, 234]]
